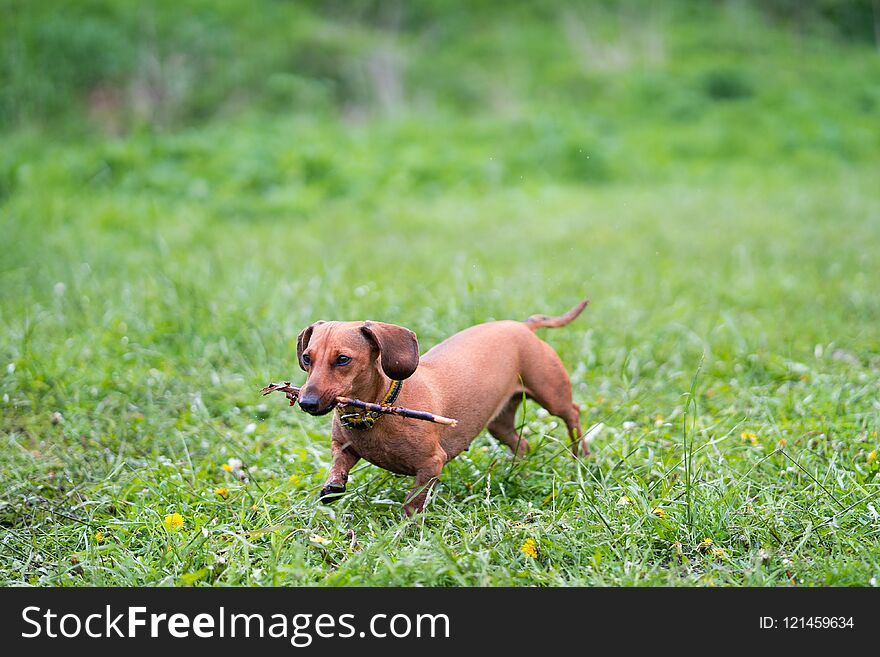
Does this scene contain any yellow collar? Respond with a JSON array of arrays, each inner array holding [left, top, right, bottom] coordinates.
[[336, 379, 402, 430]]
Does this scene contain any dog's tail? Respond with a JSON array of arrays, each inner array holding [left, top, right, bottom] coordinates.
[[523, 299, 590, 331]]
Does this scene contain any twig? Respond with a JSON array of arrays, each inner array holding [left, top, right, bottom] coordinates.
[[260, 382, 458, 427]]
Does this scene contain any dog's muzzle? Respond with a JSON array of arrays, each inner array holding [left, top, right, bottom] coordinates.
[[298, 394, 334, 416]]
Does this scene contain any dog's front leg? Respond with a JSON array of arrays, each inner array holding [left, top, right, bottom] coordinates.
[[403, 453, 445, 516], [320, 438, 360, 503]]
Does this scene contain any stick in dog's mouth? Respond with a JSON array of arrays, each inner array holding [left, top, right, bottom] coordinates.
[[260, 382, 458, 427]]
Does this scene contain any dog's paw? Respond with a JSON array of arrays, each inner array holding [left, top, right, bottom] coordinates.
[[319, 484, 346, 503]]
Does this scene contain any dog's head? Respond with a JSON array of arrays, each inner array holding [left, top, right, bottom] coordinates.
[[295, 320, 419, 415]]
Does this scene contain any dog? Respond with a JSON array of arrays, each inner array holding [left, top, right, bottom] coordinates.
[[295, 299, 589, 514]]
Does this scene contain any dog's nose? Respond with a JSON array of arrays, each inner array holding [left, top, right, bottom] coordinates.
[[298, 394, 321, 414]]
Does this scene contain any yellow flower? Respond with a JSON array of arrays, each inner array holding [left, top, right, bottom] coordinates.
[[777, 438, 787, 447], [521, 537, 538, 559], [868, 451, 877, 464], [288, 474, 300, 484], [652, 507, 666, 519], [617, 495, 632, 506], [222, 463, 232, 472], [163, 513, 185, 531], [741, 431, 761, 447], [710, 548, 726, 557], [701, 537, 713, 545], [698, 537, 713, 552], [95, 531, 104, 543], [310, 534, 329, 545], [214, 487, 229, 499]]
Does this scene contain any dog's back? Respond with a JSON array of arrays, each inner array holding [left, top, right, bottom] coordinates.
[[416, 300, 590, 460]]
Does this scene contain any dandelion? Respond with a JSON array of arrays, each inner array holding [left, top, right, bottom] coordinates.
[[652, 507, 667, 519], [777, 438, 787, 447], [163, 513, 185, 532], [95, 531, 104, 543], [741, 431, 761, 447], [521, 538, 538, 559], [222, 458, 246, 481], [869, 451, 877, 464], [288, 474, 300, 484], [698, 537, 713, 553], [214, 487, 229, 499], [617, 495, 632, 506]]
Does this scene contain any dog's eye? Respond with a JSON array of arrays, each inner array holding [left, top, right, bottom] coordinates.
[[335, 355, 352, 366], [301, 354, 311, 367]]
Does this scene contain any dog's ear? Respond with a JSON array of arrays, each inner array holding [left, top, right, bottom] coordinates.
[[361, 321, 420, 380], [296, 321, 325, 371]]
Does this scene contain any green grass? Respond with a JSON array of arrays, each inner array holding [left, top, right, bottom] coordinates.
[[1, 1, 879, 586]]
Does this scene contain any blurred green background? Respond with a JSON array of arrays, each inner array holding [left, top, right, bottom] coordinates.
[[1, 1, 879, 586]]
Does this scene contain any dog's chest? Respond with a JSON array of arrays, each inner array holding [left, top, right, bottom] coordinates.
[[353, 435, 418, 476], [333, 420, 425, 476]]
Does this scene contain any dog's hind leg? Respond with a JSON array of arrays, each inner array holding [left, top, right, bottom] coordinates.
[[564, 401, 588, 457], [520, 345, 588, 457], [487, 396, 530, 458], [541, 398, 587, 457]]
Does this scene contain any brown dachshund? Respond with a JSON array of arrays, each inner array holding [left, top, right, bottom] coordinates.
[[296, 299, 590, 514]]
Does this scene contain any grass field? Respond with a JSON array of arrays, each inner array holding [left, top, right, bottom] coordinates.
[[2, 1, 879, 586]]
